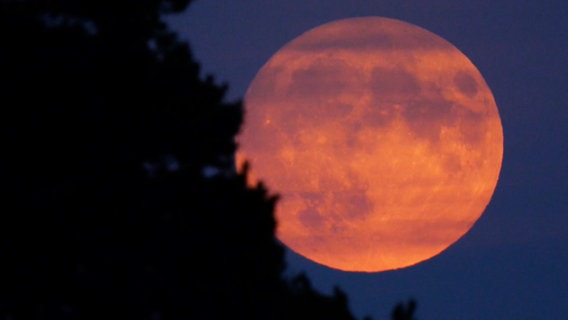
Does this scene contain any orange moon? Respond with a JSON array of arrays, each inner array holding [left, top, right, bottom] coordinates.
[[236, 17, 503, 272]]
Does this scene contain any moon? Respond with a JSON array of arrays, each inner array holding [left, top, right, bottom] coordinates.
[[236, 17, 503, 272]]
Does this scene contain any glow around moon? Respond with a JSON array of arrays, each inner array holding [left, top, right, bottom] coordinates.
[[236, 17, 503, 272]]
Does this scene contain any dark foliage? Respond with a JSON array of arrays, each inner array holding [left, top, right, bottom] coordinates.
[[392, 300, 417, 320], [0, 0, 359, 319]]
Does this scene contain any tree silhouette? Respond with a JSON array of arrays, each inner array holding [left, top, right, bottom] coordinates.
[[0, 1, 418, 319], [0, 1, 362, 319], [392, 300, 417, 320]]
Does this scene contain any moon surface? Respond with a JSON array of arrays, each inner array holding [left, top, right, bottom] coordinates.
[[236, 17, 503, 272]]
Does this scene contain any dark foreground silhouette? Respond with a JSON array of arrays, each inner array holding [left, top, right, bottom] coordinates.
[[0, 1, 415, 319]]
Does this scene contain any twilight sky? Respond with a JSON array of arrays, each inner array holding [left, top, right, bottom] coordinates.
[[166, 1, 568, 319]]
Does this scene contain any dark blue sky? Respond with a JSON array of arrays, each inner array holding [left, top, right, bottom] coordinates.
[[167, 1, 568, 319]]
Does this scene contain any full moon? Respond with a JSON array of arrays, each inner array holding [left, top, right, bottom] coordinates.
[[236, 17, 503, 272]]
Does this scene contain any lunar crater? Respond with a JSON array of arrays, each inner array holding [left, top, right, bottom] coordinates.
[[453, 71, 479, 98]]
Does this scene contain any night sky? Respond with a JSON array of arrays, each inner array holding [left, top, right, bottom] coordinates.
[[167, 1, 568, 319]]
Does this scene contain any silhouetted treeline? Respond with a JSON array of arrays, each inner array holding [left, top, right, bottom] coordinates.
[[0, 1, 415, 319]]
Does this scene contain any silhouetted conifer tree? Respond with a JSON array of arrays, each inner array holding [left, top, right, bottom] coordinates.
[[0, 1, 416, 319], [391, 300, 417, 320]]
